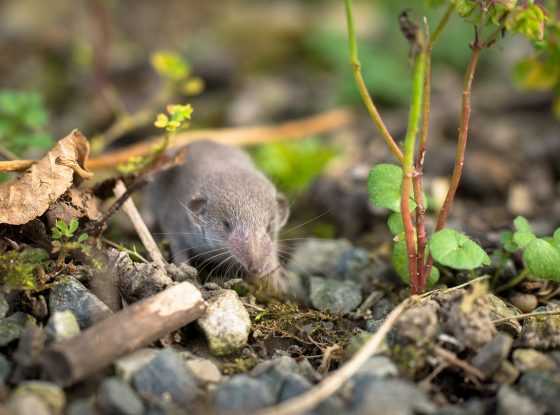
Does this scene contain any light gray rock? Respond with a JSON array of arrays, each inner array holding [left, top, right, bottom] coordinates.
[[98, 377, 144, 415], [115, 348, 158, 382], [513, 349, 557, 372], [354, 356, 398, 379], [497, 385, 545, 415], [14, 381, 65, 414], [214, 374, 275, 414], [132, 349, 200, 408], [197, 289, 251, 356], [309, 277, 362, 314], [8, 393, 51, 415], [46, 310, 80, 342], [184, 358, 222, 384], [49, 276, 111, 329], [350, 377, 435, 415], [66, 398, 97, 415]]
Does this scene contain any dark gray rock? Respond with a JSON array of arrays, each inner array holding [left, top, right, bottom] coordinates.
[[0, 293, 8, 318], [434, 399, 488, 415], [309, 277, 362, 314], [0, 312, 35, 346], [278, 372, 343, 415], [0, 354, 12, 383], [45, 310, 80, 342], [518, 371, 560, 414], [132, 349, 200, 408], [365, 319, 383, 333], [49, 276, 111, 329], [98, 377, 144, 415], [497, 385, 545, 415], [354, 356, 398, 379], [66, 398, 97, 415], [214, 374, 275, 414], [471, 333, 513, 377], [350, 377, 435, 415], [372, 298, 394, 320], [115, 349, 158, 382], [288, 239, 353, 278]]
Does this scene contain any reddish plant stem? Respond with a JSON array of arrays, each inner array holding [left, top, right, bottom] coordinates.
[[413, 50, 431, 290], [424, 45, 481, 278], [401, 176, 419, 294]]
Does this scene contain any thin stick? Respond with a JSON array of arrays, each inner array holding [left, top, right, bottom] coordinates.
[[253, 298, 411, 415], [344, 0, 403, 162], [433, 346, 485, 380], [492, 310, 560, 324], [113, 180, 167, 272]]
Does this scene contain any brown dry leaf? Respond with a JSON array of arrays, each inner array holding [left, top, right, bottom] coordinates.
[[0, 130, 92, 225]]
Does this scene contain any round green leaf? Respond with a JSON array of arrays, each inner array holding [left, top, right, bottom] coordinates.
[[523, 238, 560, 282], [368, 164, 416, 212], [387, 212, 404, 236], [391, 240, 439, 287], [513, 216, 533, 233], [430, 229, 491, 270]]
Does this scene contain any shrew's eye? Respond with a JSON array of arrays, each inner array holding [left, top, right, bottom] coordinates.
[[223, 220, 232, 232]]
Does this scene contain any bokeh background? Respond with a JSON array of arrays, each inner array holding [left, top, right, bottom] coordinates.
[[1, 0, 558, 242]]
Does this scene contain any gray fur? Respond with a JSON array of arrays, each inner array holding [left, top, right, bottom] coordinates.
[[148, 140, 289, 282]]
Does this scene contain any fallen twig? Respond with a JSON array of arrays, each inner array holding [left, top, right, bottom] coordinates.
[[41, 281, 206, 386], [253, 298, 411, 415], [492, 310, 560, 324], [113, 180, 167, 272]]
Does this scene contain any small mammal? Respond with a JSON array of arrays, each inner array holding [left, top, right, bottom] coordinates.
[[148, 140, 289, 283]]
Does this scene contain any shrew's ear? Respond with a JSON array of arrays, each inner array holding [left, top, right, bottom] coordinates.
[[276, 193, 290, 229], [188, 196, 207, 215]]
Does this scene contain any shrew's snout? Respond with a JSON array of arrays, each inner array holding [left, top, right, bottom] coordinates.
[[228, 228, 275, 278]]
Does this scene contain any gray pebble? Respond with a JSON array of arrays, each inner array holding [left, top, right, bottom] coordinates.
[[132, 349, 200, 408], [46, 310, 80, 342], [518, 371, 560, 413], [49, 276, 111, 329], [214, 374, 275, 414], [309, 277, 362, 314], [98, 377, 144, 415], [0, 293, 8, 318], [0, 312, 34, 347], [497, 385, 545, 415], [0, 354, 12, 383]]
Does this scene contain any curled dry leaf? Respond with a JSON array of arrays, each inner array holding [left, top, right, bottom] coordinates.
[[0, 130, 92, 225]]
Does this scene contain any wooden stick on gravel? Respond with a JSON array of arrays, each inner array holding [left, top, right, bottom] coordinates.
[[41, 281, 206, 387], [113, 179, 168, 273], [254, 298, 411, 415]]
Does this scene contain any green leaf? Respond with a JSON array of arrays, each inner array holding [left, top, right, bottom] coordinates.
[[500, 231, 519, 253], [68, 219, 79, 235], [387, 212, 404, 236], [523, 238, 560, 281], [77, 233, 88, 243], [367, 164, 416, 212], [512, 216, 537, 249], [429, 229, 491, 270], [391, 240, 439, 287], [513, 216, 532, 233]]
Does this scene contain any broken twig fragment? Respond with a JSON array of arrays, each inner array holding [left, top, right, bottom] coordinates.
[[41, 281, 206, 386]]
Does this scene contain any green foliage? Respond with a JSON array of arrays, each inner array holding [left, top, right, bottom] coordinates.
[[51, 219, 89, 260], [391, 239, 440, 286], [387, 212, 405, 235], [368, 164, 416, 212], [154, 104, 193, 133], [251, 138, 337, 196], [500, 216, 560, 281], [429, 229, 491, 270], [0, 90, 52, 157], [0, 248, 49, 291], [150, 51, 205, 97]]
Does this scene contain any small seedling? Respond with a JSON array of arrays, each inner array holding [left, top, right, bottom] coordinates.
[[344, 0, 554, 293], [51, 218, 89, 264]]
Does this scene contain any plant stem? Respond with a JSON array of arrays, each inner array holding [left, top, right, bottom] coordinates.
[[414, 7, 453, 289], [494, 268, 528, 293], [344, 0, 404, 163], [435, 45, 481, 231], [402, 48, 427, 294], [424, 44, 481, 279]]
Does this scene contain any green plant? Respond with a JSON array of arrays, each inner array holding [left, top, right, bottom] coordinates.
[[51, 219, 89, 264], [251, 138, 338, 196], [500, 216, 560, 282], [0, 90, 52, 158], [344, 0, 552, 293]]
